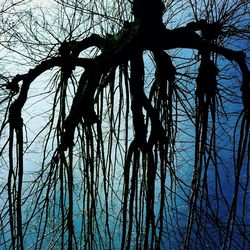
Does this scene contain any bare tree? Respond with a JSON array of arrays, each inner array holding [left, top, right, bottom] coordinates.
[[0, 0, 249, 249]]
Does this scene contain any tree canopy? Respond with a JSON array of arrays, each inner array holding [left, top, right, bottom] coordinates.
[[0, 0, 249, 249]]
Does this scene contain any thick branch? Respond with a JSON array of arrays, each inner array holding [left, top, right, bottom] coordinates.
[[144, 26, 249, 114], [130, 51, 147, 148], [7, 16, 249, 150]]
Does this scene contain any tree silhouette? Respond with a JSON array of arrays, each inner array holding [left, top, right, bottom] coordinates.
[[0, 0, 249, 249]]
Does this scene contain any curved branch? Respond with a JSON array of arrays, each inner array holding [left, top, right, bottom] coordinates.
[[7, 15, 250, 151], [145, 26, 249, 114]]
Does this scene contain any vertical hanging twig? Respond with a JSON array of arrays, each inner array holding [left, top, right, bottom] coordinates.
[[8, 122, 15, 249], [16, 117, 24, 250], [8, 102, 24, 250], [67, 145, 74, 250], [184, 49, 218, 249]]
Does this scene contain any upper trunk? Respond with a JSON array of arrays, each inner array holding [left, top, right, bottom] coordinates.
[[132, 0, 166, 35]]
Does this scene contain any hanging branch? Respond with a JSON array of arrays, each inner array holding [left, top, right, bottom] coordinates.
[[129, 51, 146, 149]]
